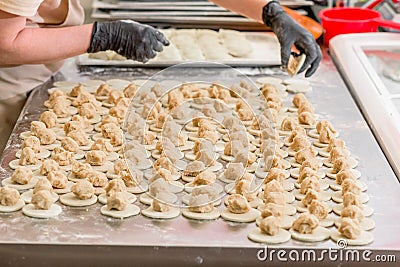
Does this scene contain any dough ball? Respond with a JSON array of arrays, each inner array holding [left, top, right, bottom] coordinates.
[[339, 218, 362, 239], [64, 121, 81, 135], [319, 127, 335, 144], [290, 135, 310, 152], [265, 168, 285, 184], [152, 199, 171, 212], [67, 130, 89, 146], [332, 157, 350, 174], [297, 102, 314, 115], [292, 93, 308, 108], [193, 171, 216, 186], [107, 192, 128, 211], [300, 176, 320, 195], [298, 167, 316, 184], [78, 102, 97, 119], [87, 171, 108, 188], [281, 117, 298, 131], [342, 178, 361, 196], [188, 193, 214, 213], [72, 91, 96, 107], [30, 121, 47, 136], [51, 147, 73, 166], [260, 216, 281, 236], [40, 159, 60, 176], [11, 167, 33, 185], [153, 157, 174, 174], [298, 111, 315, 125], [163, 121, 186, 146], [341, 205, 364, 222], [0, 187, 20, 206], [123, 83, 138, 98], [61, 137, 80, 153], [121, 169, 143, 188], [72, 115, 91, 129], [85, 150, 107, 166], [32, 190, 53, 210], [149, 178, 170, 197], [193, 139, 213, 155], [264, 180, 284, 194], [224, 162, 245, 181], [184, 161, 206, 177], [96, 83, 111, 97], [329, 147, 348, 163], [343, 192, 363, 209], [264, 192, 285, 206], [336, 169, 355, 185], [22, 136, 41, 153], [105, 179, 127, 197], [71, 180, 95, 200], [72, 161, 92, 179], [91, 139, 113, 155], [261, 203, 284, 218], [288, 126, 307, 143], [226, 194, 250, 214], [109, 105, 127, 121], [300, 159, 320, 173], [19, 147, 38, 166], [308, 199, 329, 220], [292, 213, 319, 234], [47, 170, 68, 189], [101, 115, 119, 127], [294, 147, 316, 164], [113, 159, 128, 175], [69, 85, 86, 97], [327, 138, 346, 152], [33, 178, 53, 194], [316, 120, 337, 135]]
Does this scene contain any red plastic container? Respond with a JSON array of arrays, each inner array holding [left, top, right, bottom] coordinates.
[[319, 8, 400, 47]]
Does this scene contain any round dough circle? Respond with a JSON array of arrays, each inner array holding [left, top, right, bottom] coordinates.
[[141, 206, 181, 219], [220, 208, 261, 223], [1, 177, 38, 191], [290, 226, 331, 242], [59, 192, 97, 207], [256, 215, 294, 229], [182, 208, 221, 220], [9, 160, 41, 171], [100, 204, 141, 219], [330, 230, 374, 246], [0, 199, 25, 212], [248, 228, 291, 244], [22, 204, 62, 218], [21, 190, 59, 204], [97, 192, 137, 205]]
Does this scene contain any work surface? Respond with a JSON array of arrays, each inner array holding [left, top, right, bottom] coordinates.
[[0, 55, 399, 266]]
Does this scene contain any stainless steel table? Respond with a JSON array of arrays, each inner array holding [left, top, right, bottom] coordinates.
[[0, 54, 399, 266]]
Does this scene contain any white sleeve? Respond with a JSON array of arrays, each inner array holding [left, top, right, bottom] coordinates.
[[0, 0, 44, 17]]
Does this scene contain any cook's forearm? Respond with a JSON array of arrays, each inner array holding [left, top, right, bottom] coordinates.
[[209, 0, 271, 23], [0, 12, 92, 65]]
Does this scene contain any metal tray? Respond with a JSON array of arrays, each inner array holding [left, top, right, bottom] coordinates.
[[76, 32, 281, 67], [0, 55, 399, 266]]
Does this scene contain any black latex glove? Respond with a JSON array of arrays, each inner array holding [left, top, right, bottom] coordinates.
[[88, 20, 169, 63], [262, 1, 322, 77]]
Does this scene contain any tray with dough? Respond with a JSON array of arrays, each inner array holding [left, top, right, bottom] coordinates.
[[76, 31, 281, 67], [1, 56, 400, 265]]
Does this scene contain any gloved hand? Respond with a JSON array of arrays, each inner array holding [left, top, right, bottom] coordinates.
[[262, 1, 322, 77], [88, 20, 169, 63]]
